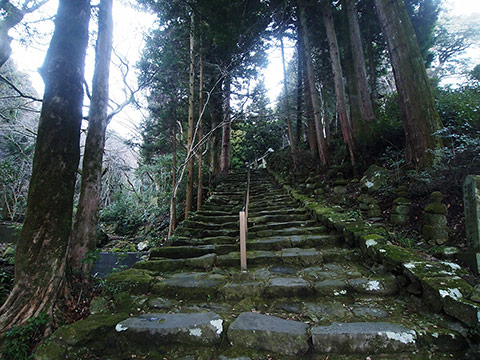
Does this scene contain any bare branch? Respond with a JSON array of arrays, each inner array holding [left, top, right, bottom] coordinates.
[[0, 74, 42, 102]]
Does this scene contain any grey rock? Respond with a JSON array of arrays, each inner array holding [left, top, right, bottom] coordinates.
[[311, 322, 417, 354], [116, 312, 224, 346], [227, 312, 309, 356], [264, 277, 312, 298]]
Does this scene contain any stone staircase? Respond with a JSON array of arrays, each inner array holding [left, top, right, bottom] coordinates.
[[37, 170, 470, 359]]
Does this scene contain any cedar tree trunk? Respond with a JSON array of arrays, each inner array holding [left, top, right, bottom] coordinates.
[[197, 42, 204, 210], [344, 0, 375, 123], [321, 0, 355, 166], [185, 10, 196, 219], [0, 0, 90, 331], [220, 76, 231, 173], [280, 36, 297, 169], [70, 0, 113, 276], [298, 5, 328, 165], [374, 0, 442, 168]]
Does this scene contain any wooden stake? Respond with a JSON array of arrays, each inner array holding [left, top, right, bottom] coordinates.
[[239, 210, 247, 270]]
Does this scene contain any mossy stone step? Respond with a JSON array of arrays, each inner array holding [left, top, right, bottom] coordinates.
[[183, 219, 239, 230], [179, 227, 239, 238], [252, 226, 326, 238], [192, 214, 239, 224], [251, 208, 307, 216], [248, 219, 317, 233], [150, 244, 237, 259], [227, 312, 310, 356], [115, 312, 224, 347], [311, 322, 418, 354], [216, 248, 323, 268], [152, 272, 226, 300], [134, 253, 216, 272], [249, 213, 311, 224], [171, 236, 238, 246]]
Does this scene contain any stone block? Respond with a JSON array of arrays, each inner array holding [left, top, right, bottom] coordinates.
[[227, 312, 309, 356], [444, 296, 480, 328], [116, 312, 224, 346], [463, 175, 480, 250], [311, 322, 417, 354]]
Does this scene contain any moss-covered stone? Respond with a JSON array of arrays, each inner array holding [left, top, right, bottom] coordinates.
[[360, 165, 388, 193], [89, 296, 110, 315], [444, 296, 480, 328], [104, 268, 154, 295], [421, 276, 474, 313], [377, 244, 423, 272], [35, 313, 128, 359]]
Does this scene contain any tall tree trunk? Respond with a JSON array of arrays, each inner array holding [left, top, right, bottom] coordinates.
[[344, 0, 375, 123], [220, 76, 231, 173], [298, 5, 328, 165], [197, 41, 204, 211], [209, 89, 223, 179], [70, 0, 113, 276], [341, 7, 365, 145], [366, 22, 378, 112], [321, 0, 355, 166], [185, 10, 196, 219], [168, 118, 177, 238], [299, 24, 318, 159], [296, 29, 303, 145], [280, 36, 297, 169], [374, 0, 442, 168], [0, 0, 90, 331]]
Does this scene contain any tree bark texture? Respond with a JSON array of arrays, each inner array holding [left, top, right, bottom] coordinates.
[[298, 5, 328, 165], [185, 10, 196, 219], [374, 0, 442, 168], [280, 36, 297, 169], [168, 120, 177, 238], [197, 42, 204, 211], [209, 89, 223, 179], [70, 0, 113, 275], [344, 0, 375, 123], [220, 76, 231, 173], [0, 0, 90, 331], [296, 28, 303, 145], [321, 0, 355, 166]]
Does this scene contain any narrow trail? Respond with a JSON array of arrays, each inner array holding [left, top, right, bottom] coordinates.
[[37, 169, 469, 359]]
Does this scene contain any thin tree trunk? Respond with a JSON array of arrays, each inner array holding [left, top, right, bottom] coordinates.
[[366, 22, 378, 112], [296, 30, 303, 145], [209, 89, 223, 179], [321, 0, 355, 166], [197, 41, 204, 211], [374, 0, 442, 168], [344, 0, 375, 123], [70, 0, 113, 276], [280, 36, 297, 169], [185, 10, 196, 219], [0, 0, 90, 331], [298, 5, 328, 165], [220, 76, 231, 173], [168, 118, 177, 238]]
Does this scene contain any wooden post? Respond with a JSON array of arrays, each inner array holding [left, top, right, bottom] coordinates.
[[239, 210, 247, 270]]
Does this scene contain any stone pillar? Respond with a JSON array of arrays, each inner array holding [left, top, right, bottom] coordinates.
[[390, 185, 410, 225], [457, 175, 480, 274], [422, 191, 448, 245]]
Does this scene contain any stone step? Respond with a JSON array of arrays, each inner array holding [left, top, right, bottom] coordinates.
[[152, 272, 226, 299], [216, 248, 324, 267], [149, 244, 237, 259], [134, 253, 217, 272], [227, 312, 310, 356], [183, 219, 238, 230], [249, 234, 341, 250], [311, 322, 417, 354], [248, 219, 317, 233], [115, 312, 223, 347], [171, 236, 238, 246], [249, 213, 312, 224], [251, 226, 327, 238], [178, 227, 239, 238]]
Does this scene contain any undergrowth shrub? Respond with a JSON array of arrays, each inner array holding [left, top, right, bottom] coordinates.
[[2, 313, 49, 360]]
